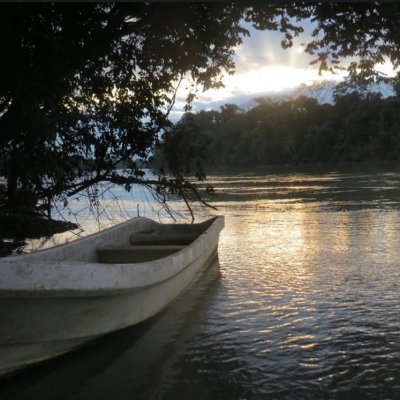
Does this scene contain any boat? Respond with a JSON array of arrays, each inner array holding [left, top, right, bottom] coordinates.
[[0, 215, 224, 378]]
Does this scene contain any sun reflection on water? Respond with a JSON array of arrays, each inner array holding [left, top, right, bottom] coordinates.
[[6, 166, 400, 400]]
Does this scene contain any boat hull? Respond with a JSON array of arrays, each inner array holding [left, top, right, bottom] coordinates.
[[0, 216, 224, 377]]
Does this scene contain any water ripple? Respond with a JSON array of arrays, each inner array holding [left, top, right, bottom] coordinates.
[[4, 166, 400, 400]]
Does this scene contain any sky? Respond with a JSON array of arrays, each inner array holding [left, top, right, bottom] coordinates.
[[169, 21, 396, 122]]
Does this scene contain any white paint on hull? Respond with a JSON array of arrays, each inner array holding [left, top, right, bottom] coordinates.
[[0, 216, 224, 377]]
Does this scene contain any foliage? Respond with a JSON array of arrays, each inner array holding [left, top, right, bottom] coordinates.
[[289, 3, 400, 82], [0, 3, 251, 224], [180, 82, 400, 167], [2, 3, 400, 234], [294, 80, 337, 105]]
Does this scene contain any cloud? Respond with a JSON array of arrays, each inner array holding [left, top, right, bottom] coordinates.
[[169, 21, 332, 122], [233, 21, 318, 75], [169, 19, 397, 122], [169, 89, 295, 122], [170, 66, 343, 122]]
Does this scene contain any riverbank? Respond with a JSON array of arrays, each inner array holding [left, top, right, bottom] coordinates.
[[203, 159, 400, 176]]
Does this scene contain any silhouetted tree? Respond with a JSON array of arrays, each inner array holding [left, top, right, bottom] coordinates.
[[2, 2, 400, 233]]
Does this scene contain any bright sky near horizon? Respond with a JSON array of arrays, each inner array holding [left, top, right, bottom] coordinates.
[[170, 21, 396, 122]]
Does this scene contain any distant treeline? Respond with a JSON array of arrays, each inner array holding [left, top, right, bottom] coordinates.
[[170, 81, 400, 168]]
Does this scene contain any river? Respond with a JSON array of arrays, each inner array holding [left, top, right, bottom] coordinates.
[[2, 163, 400, 399]]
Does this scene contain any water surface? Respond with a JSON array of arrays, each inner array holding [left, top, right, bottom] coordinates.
[[2, 164, 400, 400]]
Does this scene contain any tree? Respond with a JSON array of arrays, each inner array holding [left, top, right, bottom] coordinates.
[[2, 2, 400, 235], [294, 80, 337, 105], [293, 3, 400, 82], [1, 3, 251, 224]]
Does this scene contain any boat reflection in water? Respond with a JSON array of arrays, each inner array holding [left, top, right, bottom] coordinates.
[[0, 257, 223, 400]]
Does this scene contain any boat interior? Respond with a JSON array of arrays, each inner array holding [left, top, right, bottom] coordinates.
[[97, 218, 217, 264]]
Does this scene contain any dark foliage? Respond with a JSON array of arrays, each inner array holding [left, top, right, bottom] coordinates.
[[2, 3, 400, 237], [179, 82, 400, 167], [1, 3, 252, 227]]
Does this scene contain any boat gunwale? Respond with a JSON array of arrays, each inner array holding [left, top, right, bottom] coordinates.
[[2, 216, 218, 262], [0, 216, 224, 297]]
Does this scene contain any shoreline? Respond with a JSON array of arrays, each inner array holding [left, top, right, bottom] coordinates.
[[204, 160, 400, 175]]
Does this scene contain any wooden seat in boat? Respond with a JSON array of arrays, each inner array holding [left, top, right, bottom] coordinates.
[[129, 233, 199, 245], [97, 245, 185, 264]]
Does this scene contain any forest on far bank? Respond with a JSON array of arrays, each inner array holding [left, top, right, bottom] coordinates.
[[161, 80, 400, 170]]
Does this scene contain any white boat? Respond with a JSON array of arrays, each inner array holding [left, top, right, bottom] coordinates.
[[0, 215, 224, 377]]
